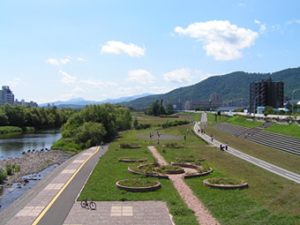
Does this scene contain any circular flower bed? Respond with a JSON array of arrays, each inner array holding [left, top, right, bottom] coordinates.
[[116, 178, 161, 192], [119, 143, 141, 149], [118, 157, 147, 163], [158, 165, 185, 174], [203, 177, 248, 189], [171, 162, 213, 178], [175, 156, 205, 166]]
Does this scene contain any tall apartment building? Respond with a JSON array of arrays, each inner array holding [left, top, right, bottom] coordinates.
[[0, 86, 15, 105], [249, 78, 284, 113]]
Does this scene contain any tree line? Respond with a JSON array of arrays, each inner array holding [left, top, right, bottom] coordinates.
[[145, 100, 174, 116], [0, 104, 75, 129]]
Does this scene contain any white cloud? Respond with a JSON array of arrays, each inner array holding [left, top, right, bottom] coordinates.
[[101, 41, 145, 57], [287, 19, 300, 25], [46, 57, 71, 66], [77, 57, 87, 62], [175, 20, 258, 60], [128, 69, 155, 84], [59, 70, 77, 84], [254, 20, 266, 33], [8, 77, 22, 88], [163, 69, 192, 83], [80, 79, 117, 88]]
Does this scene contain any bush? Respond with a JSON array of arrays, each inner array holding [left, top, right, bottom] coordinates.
[[0, 168, 7, 184], [135, 123, 151, 130], [5, 163, 21, 176], [74, 122, 106, 148], [0, 126, 22, 135], [52, 138, 82, 152], [161, 120, 190, 128], [119, 143, 141, 149]]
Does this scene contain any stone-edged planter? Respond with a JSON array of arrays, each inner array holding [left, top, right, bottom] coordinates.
[[119, 157, 147, 163], [184, 168, 213, 178], [119, 143, 141, 149], [116, 179, 161, 192], [203, 178, 248, 189], [158, 165, 185, 174], [171, 162, 213, 178], [171, 162, 199, 169], [127, 166, 169, 179]]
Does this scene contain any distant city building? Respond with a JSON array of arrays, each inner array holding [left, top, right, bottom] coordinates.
[[0, 86, 37, 107], [15, 99, 38, 107], [0, 86, 15, 105], [249, 78, 284, 113]]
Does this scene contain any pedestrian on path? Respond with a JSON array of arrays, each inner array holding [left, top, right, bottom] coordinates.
[[210, 135, 214, 142]]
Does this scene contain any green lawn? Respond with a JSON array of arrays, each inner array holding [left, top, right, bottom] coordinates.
[[80, 113, 300, 225], [207, 113, 263, 128], [156, 125, 300, 225], [266, 123, 300, 139], [79, 129, 198, 225]]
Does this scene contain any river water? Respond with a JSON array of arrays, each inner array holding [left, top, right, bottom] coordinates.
[[0, 131, 61, 159]]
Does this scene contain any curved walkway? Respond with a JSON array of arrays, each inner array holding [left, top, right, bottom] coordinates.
[[148, 146, 220, 225], [195, 113, 300, 184]]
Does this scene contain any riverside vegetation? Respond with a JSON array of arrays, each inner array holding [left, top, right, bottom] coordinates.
[[0, 104, 74, 136], [52, 104, 132, 152]]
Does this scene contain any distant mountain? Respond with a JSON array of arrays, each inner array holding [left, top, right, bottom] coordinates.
[[40, 93, 150, 108], [124, 67, 300, 110]]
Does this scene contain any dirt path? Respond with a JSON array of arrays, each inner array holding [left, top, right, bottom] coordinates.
[[147, 146, 220, 225]]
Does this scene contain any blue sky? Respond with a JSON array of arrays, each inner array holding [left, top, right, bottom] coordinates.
[[1, 0, 300, 103]]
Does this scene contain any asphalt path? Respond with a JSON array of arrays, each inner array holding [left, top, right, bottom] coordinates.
[[195, 112, 300, 184], [36, 145, 108, 225]]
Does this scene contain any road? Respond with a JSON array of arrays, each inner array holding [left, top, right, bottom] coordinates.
[[194, 112, 300, 184], [35, 145, 107, 225]]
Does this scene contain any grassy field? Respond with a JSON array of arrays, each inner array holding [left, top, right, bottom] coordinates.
[[207, 113, 263, 128], [266, 123, 300, 139], [79, 129, 198, 225], [156, 124, 300, 225], [80, 113, 300, 225], [207, 111, 300, 139]]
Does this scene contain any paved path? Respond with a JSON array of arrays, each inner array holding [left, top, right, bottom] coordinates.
[[5, 146, 107, 225], [196, 112, 300, 184], [63, 201, 174, 225], [148, 146, 219, 225]]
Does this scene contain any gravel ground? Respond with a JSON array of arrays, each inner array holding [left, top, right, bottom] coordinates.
[[0, 150, 72, 185]]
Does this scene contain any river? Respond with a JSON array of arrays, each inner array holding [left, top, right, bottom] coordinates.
[[0, 131, 61, 159]]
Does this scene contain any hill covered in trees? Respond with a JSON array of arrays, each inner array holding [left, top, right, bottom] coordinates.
[[124, 67, 300, 110]]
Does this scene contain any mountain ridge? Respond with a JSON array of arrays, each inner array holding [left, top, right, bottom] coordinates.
[[123, 67, 300, 110]]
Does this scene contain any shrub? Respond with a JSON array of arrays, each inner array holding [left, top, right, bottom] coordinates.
[[0, 126, 22, 135], [51, 138, 82, 152], [5, 163, 21, 176], [0, 168, 7, 184], [161, 120, 190, 128], [119, 143, 141, 149]]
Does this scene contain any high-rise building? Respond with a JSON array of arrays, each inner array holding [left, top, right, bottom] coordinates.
[[249, 78, 284, 113], [0, 86, 15, 105]]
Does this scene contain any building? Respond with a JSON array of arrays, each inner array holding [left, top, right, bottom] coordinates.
[[0, 86, 15, 105], [249, 78, 284, 113], [15, 99, 38, 107]]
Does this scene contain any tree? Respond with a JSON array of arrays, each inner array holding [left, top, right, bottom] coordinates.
[[75, 122, 107, 148], [264, 106, 274, 116]]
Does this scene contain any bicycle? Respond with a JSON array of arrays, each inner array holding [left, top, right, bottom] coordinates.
[[80, 199, 96, 210]]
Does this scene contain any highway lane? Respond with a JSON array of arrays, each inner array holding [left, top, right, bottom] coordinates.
[[194, 112, 300, 184]]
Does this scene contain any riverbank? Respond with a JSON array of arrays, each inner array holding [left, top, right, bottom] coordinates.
[[0, 150, 72, 186]]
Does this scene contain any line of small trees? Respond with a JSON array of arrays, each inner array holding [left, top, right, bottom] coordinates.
[[145, 100, 174, 116]]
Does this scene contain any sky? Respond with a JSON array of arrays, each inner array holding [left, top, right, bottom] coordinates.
[[1, 0, 300, 103]]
